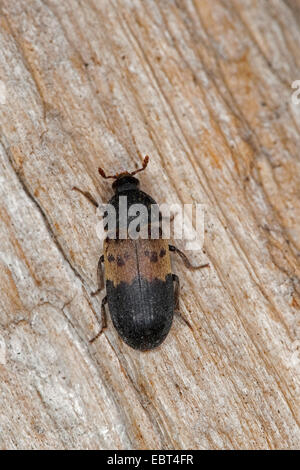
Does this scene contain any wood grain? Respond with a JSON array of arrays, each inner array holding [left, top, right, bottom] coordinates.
[[0, 0, 299, 449]]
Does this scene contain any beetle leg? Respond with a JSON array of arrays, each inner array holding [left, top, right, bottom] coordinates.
[[175, 309, 193, 331], [91, 255, 105, 296], [72, 186, 99, 208], [172, 273, 192, 330], [169, 245, 209, 270], [89, 296, 108, 343], [172, 273, 180, 310]]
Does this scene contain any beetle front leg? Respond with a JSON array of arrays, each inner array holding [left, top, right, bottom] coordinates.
[[169, 245, 209, 270], [91, 254, 105, 296], [89, 295, 108, 343], [72, 186, 99, 208]]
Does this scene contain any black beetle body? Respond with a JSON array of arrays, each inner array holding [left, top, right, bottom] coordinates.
[[73, 156, 209, 351], [104, 175, 173, 350]]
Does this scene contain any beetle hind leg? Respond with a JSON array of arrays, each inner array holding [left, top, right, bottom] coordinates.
[[172, 273, 193, 331], [90, 295, 108, 343], [172, 273, 180, 311]]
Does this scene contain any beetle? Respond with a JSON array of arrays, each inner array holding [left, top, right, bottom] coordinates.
[[73, 156, 209, 350]]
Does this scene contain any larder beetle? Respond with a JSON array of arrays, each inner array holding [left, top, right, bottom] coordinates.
[[73, 156, 209, 350]]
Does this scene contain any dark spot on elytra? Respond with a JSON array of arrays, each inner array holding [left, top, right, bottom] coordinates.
[[108, 254, 115, 263], [144, 250, 158, 262], [117, 255, 125, 266], [150, 251, 158, 263], [124, 252, 130, 260], [159, 248, 166, 258]]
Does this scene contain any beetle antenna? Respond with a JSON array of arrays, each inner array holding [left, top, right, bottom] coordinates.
[[98, 167, 116, 179], [98, 155, 149, 180], [129, 155, 149, 176]]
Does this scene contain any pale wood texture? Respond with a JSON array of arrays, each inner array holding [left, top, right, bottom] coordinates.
[[0, 0, 299, 450]]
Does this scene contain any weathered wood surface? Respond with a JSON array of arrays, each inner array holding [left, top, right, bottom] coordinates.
[[0, 0, 299, 450]]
